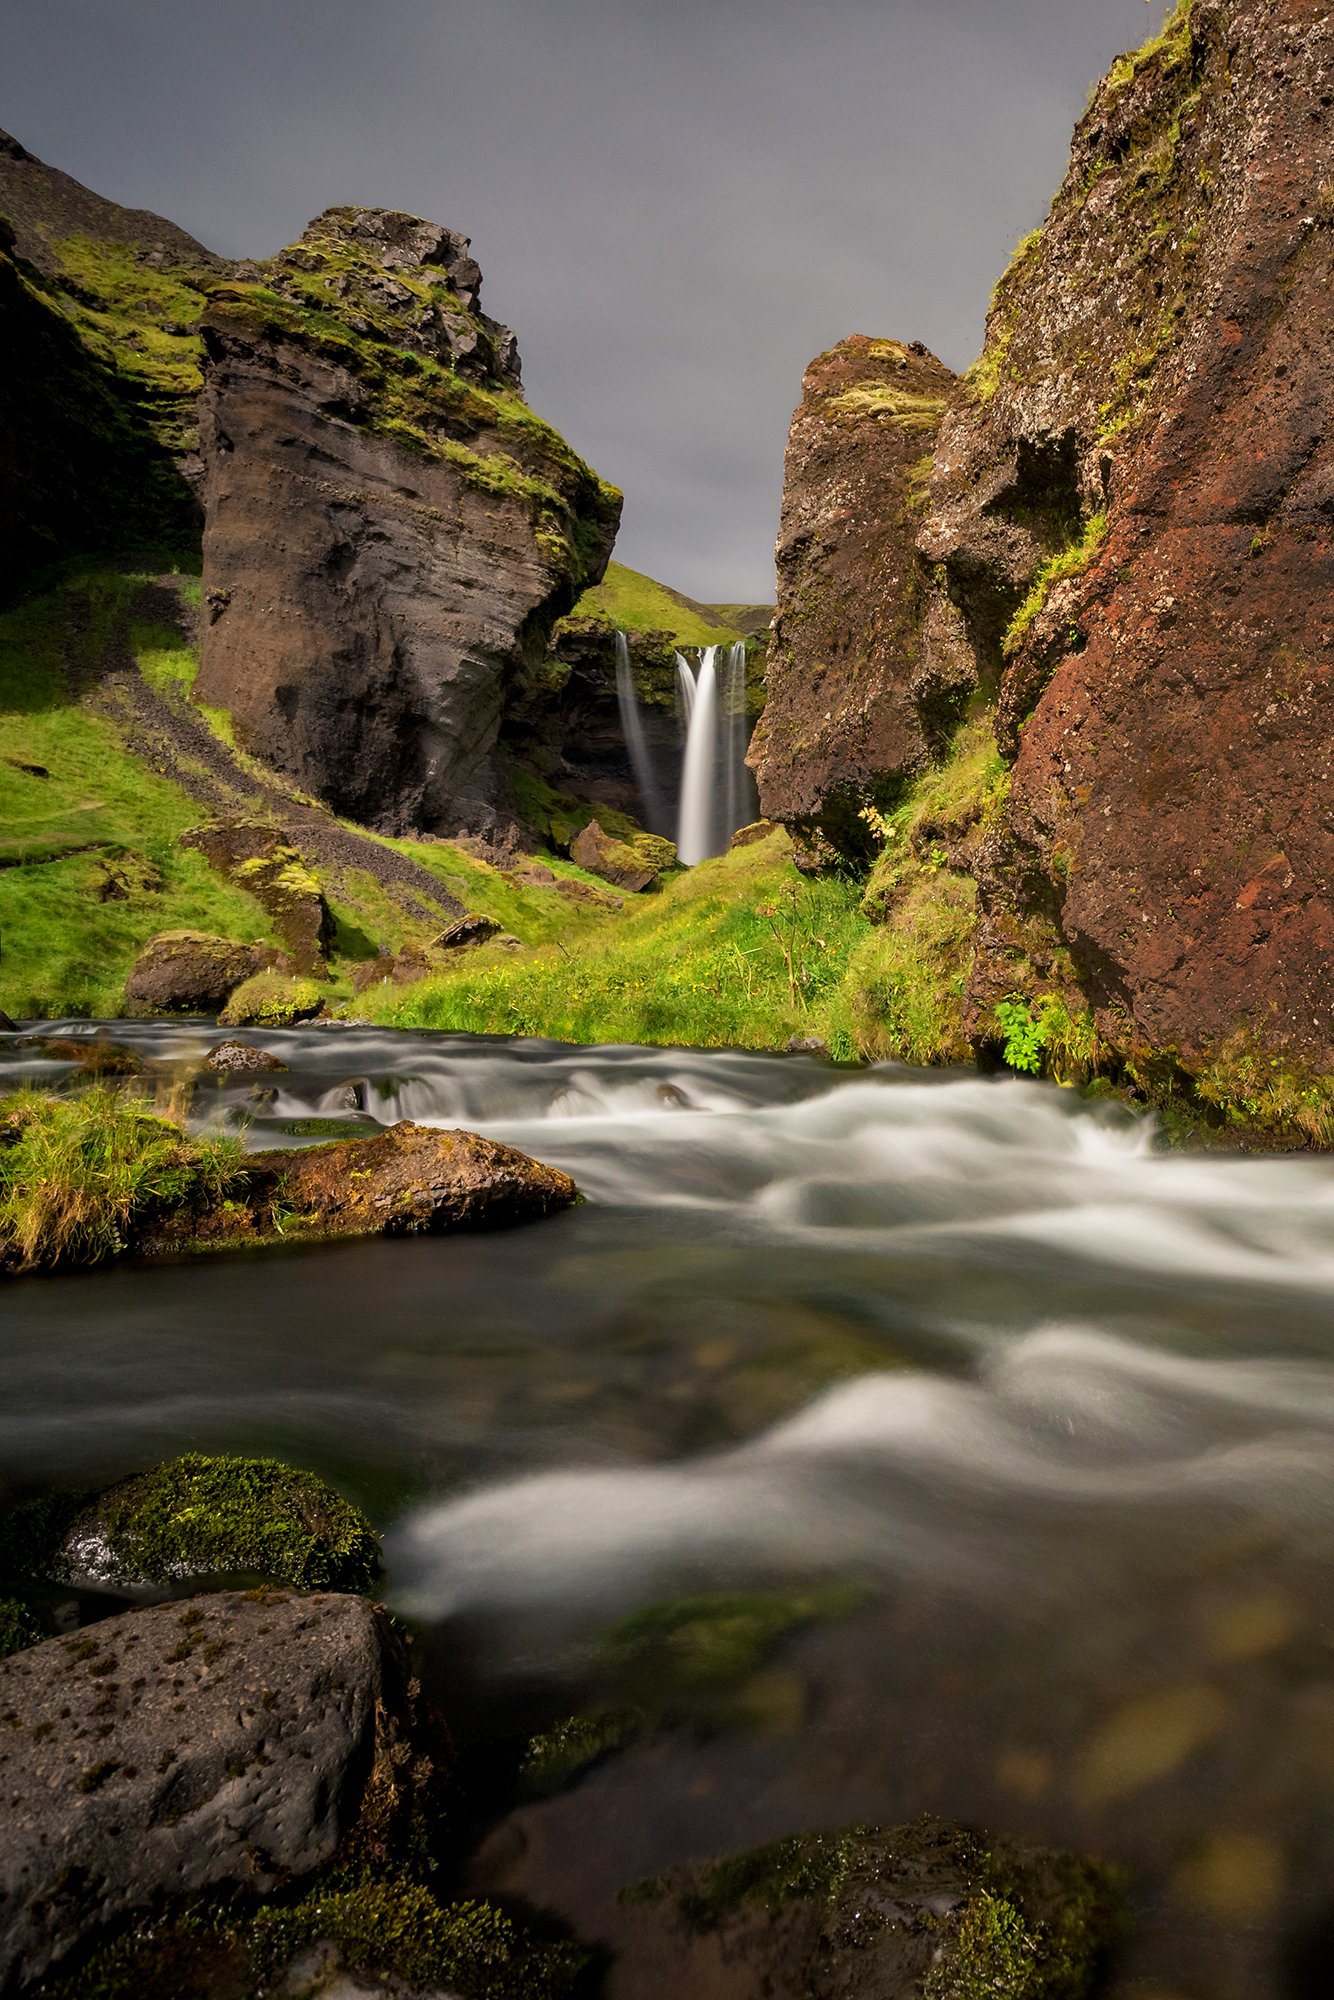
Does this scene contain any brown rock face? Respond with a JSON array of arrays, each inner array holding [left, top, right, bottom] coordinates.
[[913, 0, 1334, 1083], [0, 1591, 428, 1989], [195, 208, 621, 840], [749, 337, 955, 858]]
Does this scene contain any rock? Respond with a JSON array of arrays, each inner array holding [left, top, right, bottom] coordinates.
[[629, 832, 678, 873], [430, 912, 502, 952], [729, 819, 780, 850], [748, 337, 956, 861], [139, 1120, 578, 1257], [194, 207, 620, 837], [554, 876, 622, 910], [0, 1590, 431, 1989], [202, 1039, 289, 1072], [0, 1011, 19, 1033], [512, 861, 556, 886], [35, 1037, 141, 1075], [570, 818, 658, 893], [916, 0, 1334, 1102], [123, 931, 281, 1015], [42, 1453, 380, 1593], [218, 970, 326, 1027], [784, 1036, 830, 1058], [616, 1817, 1119, 2000], [181, 823, 333, 974]]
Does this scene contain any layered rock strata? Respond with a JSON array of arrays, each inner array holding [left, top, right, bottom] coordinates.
[[916, 0, 1334, 1085], [195, 207, 621, 838], [749, 336, 956, 861]]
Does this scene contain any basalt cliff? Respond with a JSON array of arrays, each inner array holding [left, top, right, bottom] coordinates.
[[761, 0, 1334, 1136], [195, 210, 620, 837]]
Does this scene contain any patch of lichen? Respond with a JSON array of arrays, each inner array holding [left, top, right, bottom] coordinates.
[[825, 383, 948, 431], [59, 1453, 381, 1591]]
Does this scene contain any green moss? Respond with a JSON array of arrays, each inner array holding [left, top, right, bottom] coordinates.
[[567, 560, 741, 647], [64, 1453, 379, 1591], [518, 1710, 645, 1798], [0, 1595, 43, 1659], [604, 1584, 864, 1715], [0, 1087, 246, 1273], [217, 970, 325, 1027], [1104, 0, 1194, 101], [1002, 513, 1108, 657], [826, 384, 947, 431], [838, 716, 1008, 1064]]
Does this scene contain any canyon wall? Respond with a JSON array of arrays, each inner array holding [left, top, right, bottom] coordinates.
[[749, 336, 956, 864], [195, 209, 621, 838]]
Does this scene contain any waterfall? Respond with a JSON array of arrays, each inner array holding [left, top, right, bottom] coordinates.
[[613, 631, 757, 866], [677, 646, 719, 866], [614, 631, 668, 833]]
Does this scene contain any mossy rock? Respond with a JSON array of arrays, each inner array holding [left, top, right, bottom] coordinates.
[[35, 1453, 380, 1592], [41, 1880, 591, 2000], [624, 1816, 1121, 2000], [217, 970, 325, 1027]]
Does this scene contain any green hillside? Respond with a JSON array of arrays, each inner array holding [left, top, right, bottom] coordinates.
[[570, 560, 744, 648]]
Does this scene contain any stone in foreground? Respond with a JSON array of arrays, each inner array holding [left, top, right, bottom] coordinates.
[[0, 1591, 426, 1990], [616, 1817, 1119, 2000]]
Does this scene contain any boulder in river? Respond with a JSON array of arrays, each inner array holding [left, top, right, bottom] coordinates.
[[202, 1038, 290, 1072], [0, 1590, 432, 1990], [123, 931, 281, 1015], [139, 1120, 579, 1257]]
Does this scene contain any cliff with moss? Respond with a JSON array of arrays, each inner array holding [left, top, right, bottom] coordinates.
[[0, 130, 222, 596], [758, 0, 1334, 1142], [750, 336, 957, 866], [194, 207, 622, 839]]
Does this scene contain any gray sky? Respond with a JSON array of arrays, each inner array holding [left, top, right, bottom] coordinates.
[[6, 0, 1161, 601]]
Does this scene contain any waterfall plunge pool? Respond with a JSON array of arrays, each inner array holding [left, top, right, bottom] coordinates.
[[4, 1019, 1334, 1997]]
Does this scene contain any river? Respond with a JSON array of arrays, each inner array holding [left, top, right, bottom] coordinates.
[[4, 1020, 1334, 1998]]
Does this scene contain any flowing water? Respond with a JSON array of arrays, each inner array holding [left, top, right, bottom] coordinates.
[[5, 1020, 1334, 1996], [673, 640, 756, 861]]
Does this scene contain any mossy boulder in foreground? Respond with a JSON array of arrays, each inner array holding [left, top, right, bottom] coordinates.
[[620, 1816, 1120, 1999], [216, 968, 326, 1026], [40, 1453, 380, 1593]]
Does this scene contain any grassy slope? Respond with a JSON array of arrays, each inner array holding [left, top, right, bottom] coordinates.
[[357, 832, 874, 1055], [571, 560, 743, 648], [0, 567, 617, 1017]]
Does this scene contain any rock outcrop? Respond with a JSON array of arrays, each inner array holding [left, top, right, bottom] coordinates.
[[123, 930, 281, 1014], [0, 1591, 426, 1989], [138, 1120, 578, 1257], [749, 337, 956, 862], [194, 207, 621, 839], [911, 0, 1334, 1102]]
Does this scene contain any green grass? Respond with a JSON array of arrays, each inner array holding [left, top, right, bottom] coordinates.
[[569, 560, 742, 647], [0, 569, 277, 1017], [355, 833, 872, 1054], [1002, 513, 1108, 658], [0, 1086, 246, 1272]]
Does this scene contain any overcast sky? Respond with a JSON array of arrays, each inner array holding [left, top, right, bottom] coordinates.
[[6, 0, 1162, 601]]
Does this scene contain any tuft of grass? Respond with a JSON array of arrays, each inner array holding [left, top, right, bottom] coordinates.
[[1002, 513, 1108, 657], [0, 1086, 246, 1273], [353, 834, 871, 1055]]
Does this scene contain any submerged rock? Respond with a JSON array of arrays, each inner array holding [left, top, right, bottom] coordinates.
[[35, 1037, 141, 1075], [0, 1590, 432, 1990], [123, 931, 280, 1015], [618, 1816, 1120, 2000]]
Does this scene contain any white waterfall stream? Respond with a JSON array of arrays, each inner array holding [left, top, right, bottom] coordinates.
[[613, 631, 668, 833], [676, 646, 720, 865]]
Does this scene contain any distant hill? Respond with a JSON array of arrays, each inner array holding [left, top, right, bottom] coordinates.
[[571, 561, 750, 649]]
